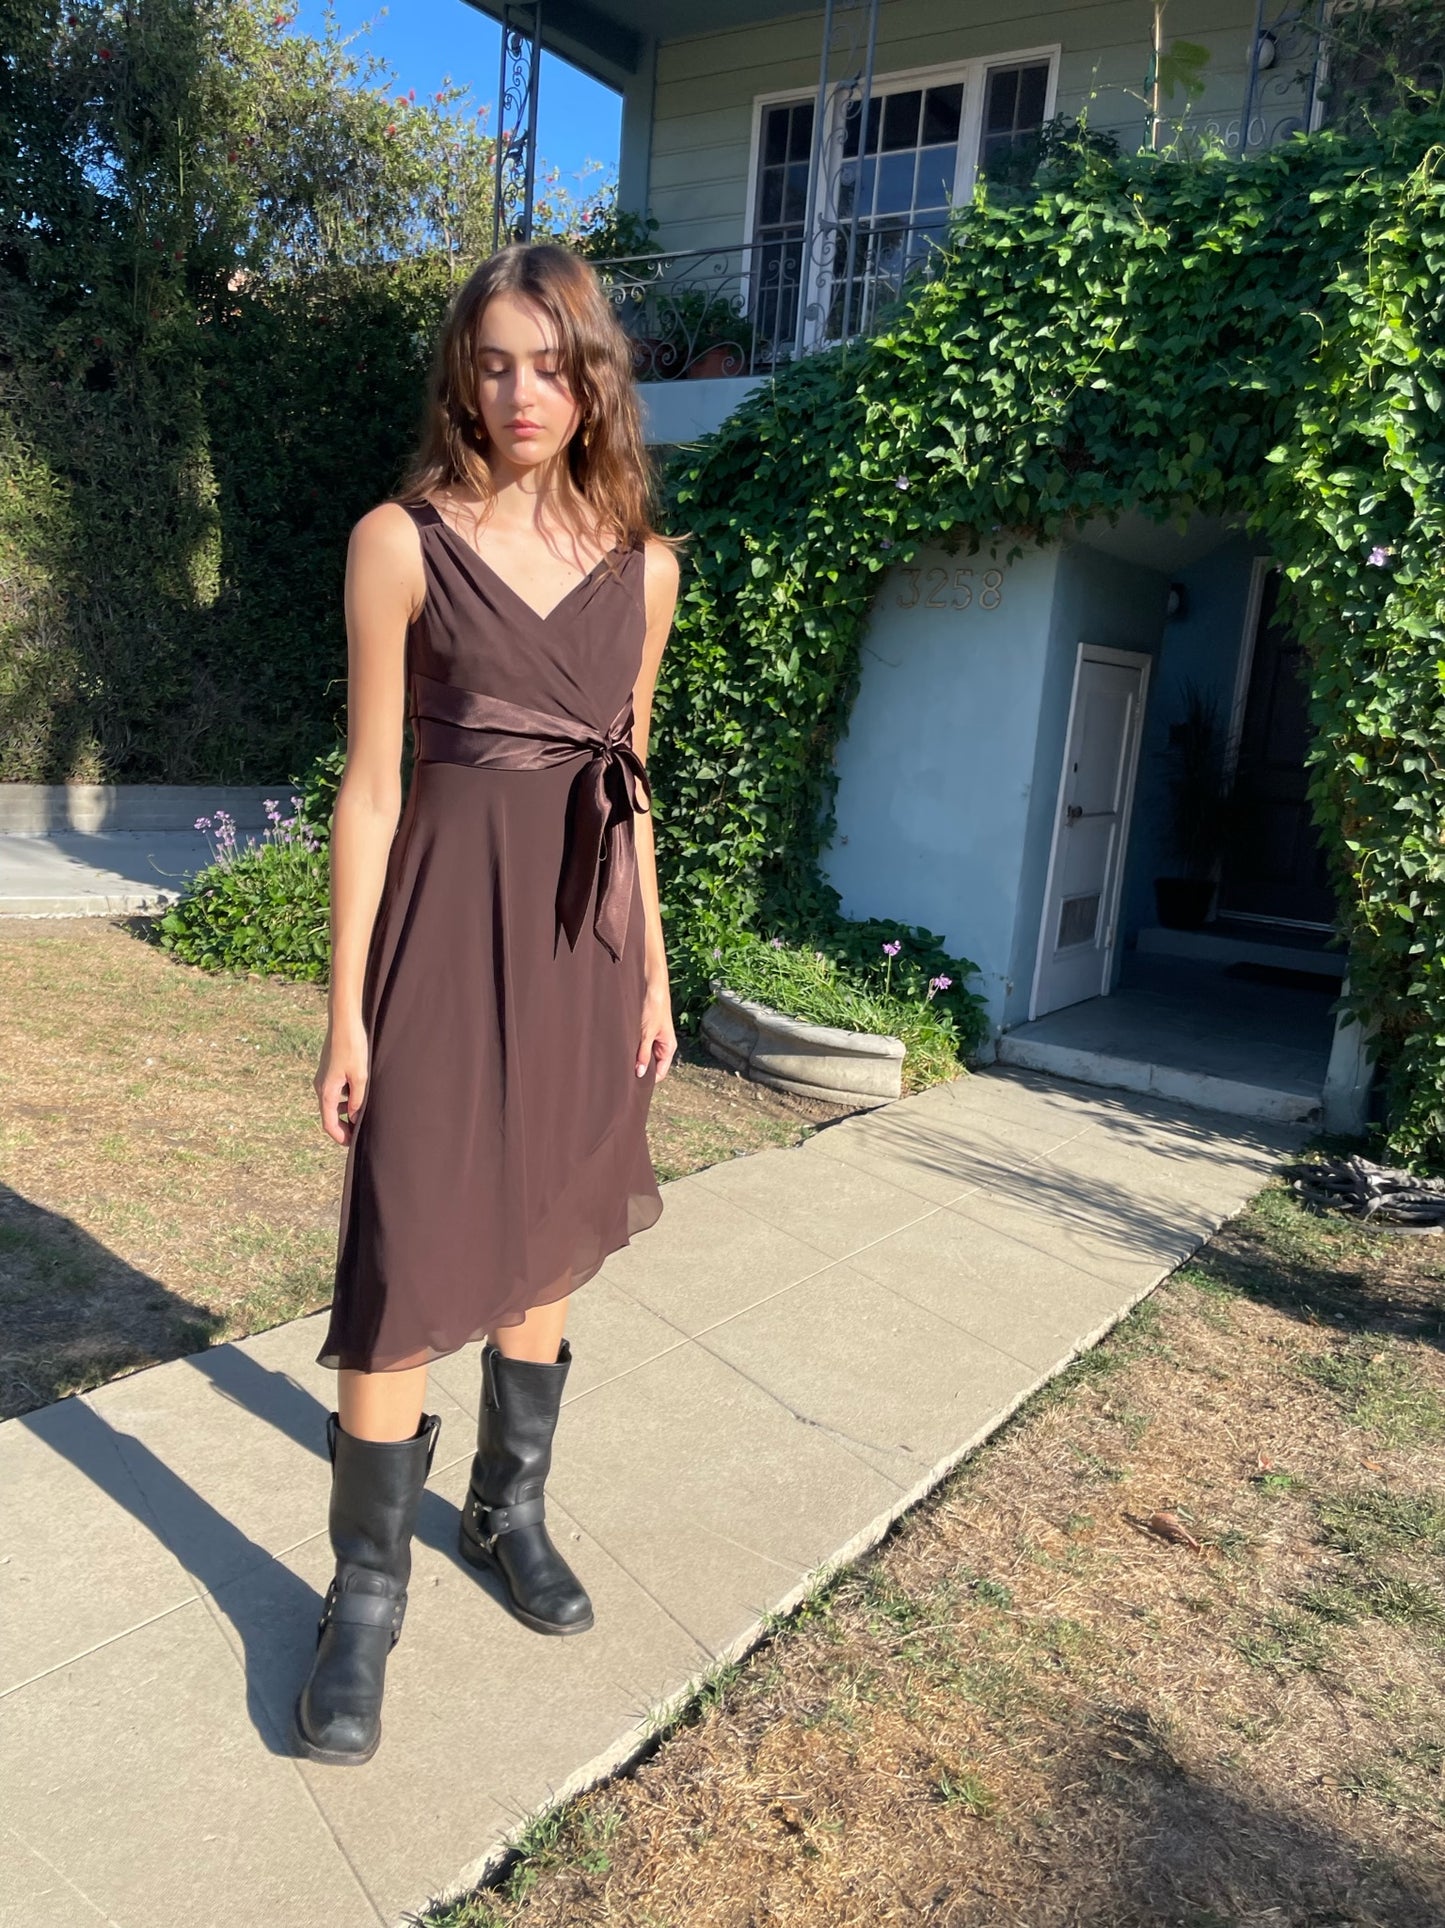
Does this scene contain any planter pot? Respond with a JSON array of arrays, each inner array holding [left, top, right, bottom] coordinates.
[[1153, 876, 1215, 930], [701, 983, 905, 1107], [684, 342, 749, 379]]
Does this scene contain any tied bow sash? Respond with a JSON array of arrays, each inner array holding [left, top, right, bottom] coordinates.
[[412, 670, 652, 963]]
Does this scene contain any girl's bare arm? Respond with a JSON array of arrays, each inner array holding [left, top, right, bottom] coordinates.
[[315, 504, 424, 1145], [631, 538, 682, 1079]]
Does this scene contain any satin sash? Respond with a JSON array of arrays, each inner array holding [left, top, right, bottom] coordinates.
[[411, 670, 652, 964]]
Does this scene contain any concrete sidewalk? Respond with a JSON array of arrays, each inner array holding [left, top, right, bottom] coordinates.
[[0, 1069, 1302, 1928]]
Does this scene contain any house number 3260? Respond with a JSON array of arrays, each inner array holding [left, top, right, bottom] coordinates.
[[894, 567, 1004, 610]]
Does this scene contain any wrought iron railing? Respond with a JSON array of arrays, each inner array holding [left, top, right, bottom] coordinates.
[[588, 216, 953, 383]]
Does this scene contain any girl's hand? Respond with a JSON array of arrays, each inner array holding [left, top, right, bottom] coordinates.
[[316, 1020, 370, 1146], [636, 981, 678, 1083]]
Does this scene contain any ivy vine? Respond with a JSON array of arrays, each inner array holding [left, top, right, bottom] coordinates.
[[649, 121, 1445, 1169]]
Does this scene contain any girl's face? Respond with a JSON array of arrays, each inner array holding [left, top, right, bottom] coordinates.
[[473, 292, 582, 473]]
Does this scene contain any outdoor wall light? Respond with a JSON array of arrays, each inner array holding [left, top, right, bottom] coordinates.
[[1253, 30, 1277, 70], [1166, 582, 1188, 620]]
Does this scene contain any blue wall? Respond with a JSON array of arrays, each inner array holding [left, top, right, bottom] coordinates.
[[821, 532, 1256, 1033], [821, 541, 1062, 1027]]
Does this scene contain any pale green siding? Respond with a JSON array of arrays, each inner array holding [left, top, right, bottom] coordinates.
[[635, 0, 1273, 259]]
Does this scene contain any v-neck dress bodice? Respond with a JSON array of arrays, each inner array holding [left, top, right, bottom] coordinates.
[[318, 499, 664, 1373]]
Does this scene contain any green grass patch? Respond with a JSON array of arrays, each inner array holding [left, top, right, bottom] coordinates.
[[1299, 1338, 1445, 1447], [1319, 1487, 1445, 1560]]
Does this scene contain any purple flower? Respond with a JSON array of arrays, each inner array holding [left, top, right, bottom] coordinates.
[[894, 476, 910, 491], [879, 538, 894, 550], [769, 935, 784, 948], [882, 940, 902, 957], [926, 973, 953, 999], [1366, 545, 1394, 567], [194, 816, 210, 830]]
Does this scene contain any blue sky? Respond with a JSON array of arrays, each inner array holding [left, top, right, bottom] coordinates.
[[289, 1, 623, 202]]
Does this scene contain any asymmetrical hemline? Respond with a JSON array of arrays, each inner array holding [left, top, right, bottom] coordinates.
[[317, 501, 665, 1375]]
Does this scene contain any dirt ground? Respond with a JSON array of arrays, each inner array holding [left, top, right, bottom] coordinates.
[[0, 916, 860, 1417], [428, 1186, 1445, 1928]]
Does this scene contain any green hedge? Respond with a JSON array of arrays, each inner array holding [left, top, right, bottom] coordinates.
[[0, 260, 451, 782]]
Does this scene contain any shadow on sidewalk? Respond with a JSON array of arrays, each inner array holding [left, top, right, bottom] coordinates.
[[16, 1273, 473, 1755]]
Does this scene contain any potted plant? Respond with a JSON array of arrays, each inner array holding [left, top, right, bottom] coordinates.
[[1152, 681, 1242, 930], [700, 930, 983, 1102], [661, 288, 757, 380]]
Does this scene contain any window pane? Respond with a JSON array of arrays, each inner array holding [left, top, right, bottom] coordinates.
[[985, 67, 1020, 133], [1017, 63, 1049, 130], [763, 105, 789, 168], [759, 168, 783, 226], [984, 61, 1050, 139], [782, 159, 810, 223], [875, 150, 915, 214], [916, 143, 958, 208], [881, 88, 921, 150], [787, 100, 814, 162], [922, 82, 963, 144]]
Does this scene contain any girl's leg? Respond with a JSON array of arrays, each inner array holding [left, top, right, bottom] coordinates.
[[338, 1363, 431, 1442], [489, 1293, 570, 1363]]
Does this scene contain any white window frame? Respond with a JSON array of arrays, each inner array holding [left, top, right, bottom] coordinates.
[[740, 46, 1060, 353]]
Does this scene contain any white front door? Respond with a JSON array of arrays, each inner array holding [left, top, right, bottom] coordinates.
[[1031, 647, 1150, 1018]]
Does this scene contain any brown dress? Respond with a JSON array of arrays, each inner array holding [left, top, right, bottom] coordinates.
[[318, 499, 664, 1373]]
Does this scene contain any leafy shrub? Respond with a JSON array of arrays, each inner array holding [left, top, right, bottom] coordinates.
[[157, 781, 331, 981]]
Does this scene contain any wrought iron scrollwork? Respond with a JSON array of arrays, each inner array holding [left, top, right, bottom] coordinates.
[[1238, 0, 1326, 154], [588, 217, 950, 383], [492, 3, 542, 251]]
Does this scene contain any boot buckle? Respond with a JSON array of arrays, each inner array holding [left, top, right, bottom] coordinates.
[[469, 1493, 546, 1549]]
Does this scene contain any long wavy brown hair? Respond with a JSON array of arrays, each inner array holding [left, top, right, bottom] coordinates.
[[397, 242, 680, 565]]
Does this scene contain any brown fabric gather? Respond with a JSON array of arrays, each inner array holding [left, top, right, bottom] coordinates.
[[318, 500, 665, 1374], [411, 671, 652, 963]]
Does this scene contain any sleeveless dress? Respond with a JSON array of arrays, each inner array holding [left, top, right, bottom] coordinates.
[[317, 499, 665, 1374]]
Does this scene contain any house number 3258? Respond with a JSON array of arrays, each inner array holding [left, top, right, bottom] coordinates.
[[894, 567, 1004, 610]]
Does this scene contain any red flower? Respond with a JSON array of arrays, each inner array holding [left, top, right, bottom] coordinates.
[[386, 122, 396, 136], [98, 45, 111, 59], [407, 88, 415, 101]]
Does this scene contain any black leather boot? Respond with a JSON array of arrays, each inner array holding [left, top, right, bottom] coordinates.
[[458, 1339, 593, 1635], [293, 1410, 442, 1765]]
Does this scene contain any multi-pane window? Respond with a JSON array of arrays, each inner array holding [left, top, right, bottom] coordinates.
[[751, 99, 814, 354], [750, 56, 1053, 351], [829, 79, 963, 334], [979, 61, 1051, 180]]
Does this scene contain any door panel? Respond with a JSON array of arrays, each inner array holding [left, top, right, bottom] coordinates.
[[1034, 654, 1148, 1017]]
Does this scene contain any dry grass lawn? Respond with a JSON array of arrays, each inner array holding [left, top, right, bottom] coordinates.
[[428, 1186, 1445, 1928], [0, 917, 859, 1418]]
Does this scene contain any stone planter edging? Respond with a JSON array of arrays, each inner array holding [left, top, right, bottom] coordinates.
[[700, 981, 905, 1108]]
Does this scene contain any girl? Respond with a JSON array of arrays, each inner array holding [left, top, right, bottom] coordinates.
[[294, 242, 681, 1765]]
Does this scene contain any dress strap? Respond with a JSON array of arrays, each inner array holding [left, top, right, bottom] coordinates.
[[399, 498, 444, 528]]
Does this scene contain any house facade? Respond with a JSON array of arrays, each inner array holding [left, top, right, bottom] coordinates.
[[468, 0, 1371, 1131]]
